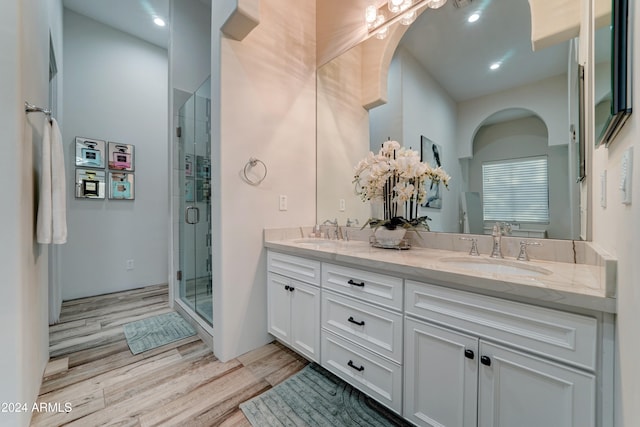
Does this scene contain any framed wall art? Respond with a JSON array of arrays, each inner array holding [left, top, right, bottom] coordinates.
[[185, 154, 193, 177], [185, 178, 194, 202], [421, 135, 443, 209], [75, 137, 106, 168], [108, 142, 135, 171], [75, 168, 106, 199], [109, 172, 135, 200]]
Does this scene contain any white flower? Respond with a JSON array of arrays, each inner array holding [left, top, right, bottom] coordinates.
[[380, 140, 401, 156], [354, 140, 450, 219], [393, 182, 415, 203]]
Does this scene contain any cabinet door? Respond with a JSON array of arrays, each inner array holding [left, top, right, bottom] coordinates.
[[290, 280, 320, 362], [404, 317, 478, 427], [478, 341, 595, 427], [267, 272, 291, 343]]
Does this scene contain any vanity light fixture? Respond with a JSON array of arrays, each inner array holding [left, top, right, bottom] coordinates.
[[153, 17, 166, 27], [468, 12, 480, 23], [368, 0, 446, 39]]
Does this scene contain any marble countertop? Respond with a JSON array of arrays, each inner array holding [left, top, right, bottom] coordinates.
[[265, 237, 616, 314]]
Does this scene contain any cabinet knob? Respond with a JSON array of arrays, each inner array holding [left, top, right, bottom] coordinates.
[[464, 349, 475, 359], [289, 286, 295, 292], [347, 316, 365, 326], [347, 279, 365, 287], [347, 360, 365, 372], [480, 355, 491, 366], [284, 285, 290, 291]]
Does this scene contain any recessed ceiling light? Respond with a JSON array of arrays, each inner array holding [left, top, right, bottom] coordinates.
[[490, 62, 501, 70], [468, 13, 480, 23], [153, 17, 166, 27]]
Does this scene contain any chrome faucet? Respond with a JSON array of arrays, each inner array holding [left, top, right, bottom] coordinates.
[[490, 222, 504, 258], [322, 218, 340, 240], [517, 240, 541, 261], [459, 237, 480, 256]]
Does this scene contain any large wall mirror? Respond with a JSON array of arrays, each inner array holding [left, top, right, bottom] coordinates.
[[594, 0, 632, 146], [317, 0, 584, 240]]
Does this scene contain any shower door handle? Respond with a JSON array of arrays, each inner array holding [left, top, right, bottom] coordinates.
[[185, 206, 200, 224]]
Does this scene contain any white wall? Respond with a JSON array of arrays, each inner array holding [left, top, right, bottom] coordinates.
[[457, 74, 569, 158], [61, 10, 168, 300], [591, 2, 640, 426], [469, 116, 571, 239], [317, 44, 371, 225], [400, 49, 461, 233], [0, 1, 63, 425], [212, 0, 317, 361], [370, 48, 464, 233]]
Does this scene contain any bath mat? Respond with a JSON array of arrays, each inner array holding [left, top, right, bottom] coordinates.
[[123, 312, 196, 355], [240, 363, 411, 427]]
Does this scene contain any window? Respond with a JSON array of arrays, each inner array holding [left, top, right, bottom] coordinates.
[[482, 156, 549, 223]]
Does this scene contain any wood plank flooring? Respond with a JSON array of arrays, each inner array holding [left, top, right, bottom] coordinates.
[[32, 284, 307, 426]]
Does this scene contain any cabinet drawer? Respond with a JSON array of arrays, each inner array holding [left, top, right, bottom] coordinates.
[[321, 331, 402, 414], [267, 251, 321, 285], [322, 263, 403, 311], [322, 290, 403, 363], [405, 281, 598, 370]]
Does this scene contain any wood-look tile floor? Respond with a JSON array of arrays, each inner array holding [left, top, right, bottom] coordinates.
[[32, 284, 308, 427]]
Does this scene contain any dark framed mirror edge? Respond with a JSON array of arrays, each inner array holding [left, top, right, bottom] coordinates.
[[578, 64, 586, 182], [597, 0, 632, 147]]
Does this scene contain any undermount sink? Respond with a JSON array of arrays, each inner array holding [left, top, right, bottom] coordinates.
[[440, 257, 552, 277]]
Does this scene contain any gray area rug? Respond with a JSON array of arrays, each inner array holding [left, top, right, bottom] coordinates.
[[240, 363, 412, 426], [123, 312, 196, 355]]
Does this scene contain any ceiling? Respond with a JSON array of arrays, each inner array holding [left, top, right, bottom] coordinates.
[[398, 0, 570, 102], [63, 0, 573, 104], [63, 0, 171, 48]]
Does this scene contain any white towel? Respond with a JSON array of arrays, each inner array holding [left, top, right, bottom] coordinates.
[[37, 117, 67, 244]]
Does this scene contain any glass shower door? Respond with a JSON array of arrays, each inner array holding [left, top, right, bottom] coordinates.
[[178, 77, 212, 326]]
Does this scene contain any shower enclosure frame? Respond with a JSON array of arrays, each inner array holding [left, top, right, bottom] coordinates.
[[171, 76, 214, 337]]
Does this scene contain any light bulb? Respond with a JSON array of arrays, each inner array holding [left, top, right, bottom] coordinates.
[[153, 17, 166, 27], [490, 62, 501, 70], [376, 26, 389, 39], [400, 10, 417, 25], [428, 0, 447, 9], [365, 5, 378, 26], [388, 0, 405, 13]]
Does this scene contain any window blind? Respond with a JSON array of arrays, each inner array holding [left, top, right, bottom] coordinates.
[[482, 156, 549, 223]]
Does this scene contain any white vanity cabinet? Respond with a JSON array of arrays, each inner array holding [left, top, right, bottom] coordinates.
[[267, 252, 321, 362], [404, 280, 598, 427], [320, 263, 404, 414], [265, 246, 613, 427]]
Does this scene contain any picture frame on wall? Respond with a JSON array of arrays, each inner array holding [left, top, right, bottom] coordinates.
[[185, 154, 193, 177], [108, 142, 135, 171], [185, 178, 194, 202], [75, 137, 106, 168], [109, 172, 135, 200], [75, 168, 106, 199], [421, 135, 443, 209]]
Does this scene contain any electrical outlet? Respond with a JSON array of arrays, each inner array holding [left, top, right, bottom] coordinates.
[[126, 259, 134, 270], [279, 195, 288, 211], [339, 199, 346, 212]]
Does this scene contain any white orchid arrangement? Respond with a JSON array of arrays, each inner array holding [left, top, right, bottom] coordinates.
[[353, 140, 450, 230]]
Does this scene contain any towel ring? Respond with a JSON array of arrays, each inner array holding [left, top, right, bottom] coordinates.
[[243, 157, 267, 185]]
